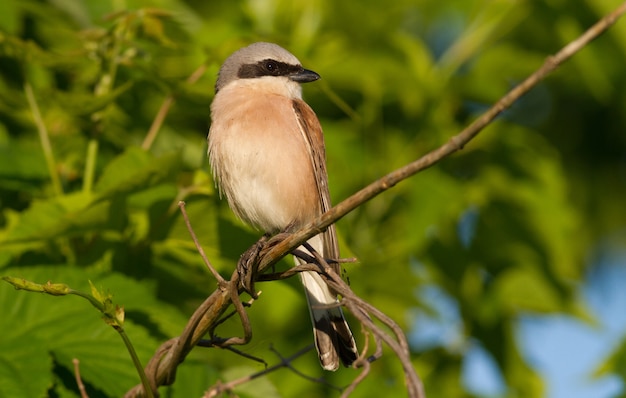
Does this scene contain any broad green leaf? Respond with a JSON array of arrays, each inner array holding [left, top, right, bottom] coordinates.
[[0, 140, 48, 181], [0, 191, 111, 244], [52, 81, 133, 116], [97, 272, 189, 339], [94, 147, 181, 201], [0, 33, 71, 67], [0, 266, 170, 397], [0, 319, 52, 398]]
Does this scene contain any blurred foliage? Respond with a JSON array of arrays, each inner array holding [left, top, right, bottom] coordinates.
[[0, 0, 625, 397]]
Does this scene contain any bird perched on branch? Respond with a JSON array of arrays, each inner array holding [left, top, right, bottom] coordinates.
[[207, 42, 358, 371]]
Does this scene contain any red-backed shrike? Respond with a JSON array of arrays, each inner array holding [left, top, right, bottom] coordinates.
[[207, 42, 357, 370]]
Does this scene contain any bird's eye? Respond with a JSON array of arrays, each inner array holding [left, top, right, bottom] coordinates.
[[265, 61, 277, 72]]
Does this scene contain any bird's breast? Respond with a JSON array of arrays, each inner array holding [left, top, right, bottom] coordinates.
[[208, 87, 320, 232]]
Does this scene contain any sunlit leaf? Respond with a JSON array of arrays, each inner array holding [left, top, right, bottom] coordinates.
[[94, 147, 180, 201], [0, 192, 111, 244]]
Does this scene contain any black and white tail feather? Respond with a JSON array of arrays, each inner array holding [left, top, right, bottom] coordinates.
[[297, 235, 358, 371]]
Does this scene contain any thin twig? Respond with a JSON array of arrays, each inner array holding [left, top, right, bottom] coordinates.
[[207, 293, 259, 333], [341, 287, 424, 397], [340, 359, 370, 398], [203, 345, 322, 397], [221, 346, 267, 365], [73, 358, 89, 398], [211, 279, 252, 346], [269, 345, 343, 391], [178, 201, 225, 284], [24, 83, 63, 196], [82, 139, 98, 193], [257, 264, 315, 281]]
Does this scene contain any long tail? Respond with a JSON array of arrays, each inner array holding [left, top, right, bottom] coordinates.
[[297, 236, 358, 371]]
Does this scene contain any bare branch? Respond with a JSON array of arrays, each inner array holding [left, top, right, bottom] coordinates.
[[73, 358, 89, 398], [211, 278, 253, 347], [217, 345, 268, 366], [202, 345, 332, 397], [206, 294, 259, 334], [269, 345, 343, 391], [340, 359, 370, 398], [178, 201, 225, 285]]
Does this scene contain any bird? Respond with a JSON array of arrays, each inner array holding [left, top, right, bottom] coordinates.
[[207, 42, 358, 371]]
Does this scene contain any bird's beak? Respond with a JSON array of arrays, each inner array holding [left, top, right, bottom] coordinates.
[[289, 68, 321, 83]]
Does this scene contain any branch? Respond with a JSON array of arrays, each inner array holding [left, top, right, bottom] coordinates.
[[202, 345, 339, 397], [24, 82, 63, 196], [178, 201, 225, 284], [73, 358, 89, 398]]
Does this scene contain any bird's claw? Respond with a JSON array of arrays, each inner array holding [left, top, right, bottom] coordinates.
[[237, 235, 269, 298]]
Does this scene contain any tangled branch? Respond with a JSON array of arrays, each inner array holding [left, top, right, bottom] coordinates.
[[125, 4, 626, 397]]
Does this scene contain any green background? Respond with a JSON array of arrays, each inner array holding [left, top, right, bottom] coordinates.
[[1, 0, 625, 397]]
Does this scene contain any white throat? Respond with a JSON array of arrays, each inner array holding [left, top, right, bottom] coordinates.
[[226, 77, 303, 99]]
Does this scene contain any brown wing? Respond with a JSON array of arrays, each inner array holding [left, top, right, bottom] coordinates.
[[292, 99, 340, 267]]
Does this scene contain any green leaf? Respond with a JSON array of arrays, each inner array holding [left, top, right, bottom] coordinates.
[[0, 191, 111, 244], [494, 266, 562, 314], [0, 325, 52, 398], [94, 147, 181, 201], [0, 266, 169, 397], [52, 81, 134, 116], [0, 0, 20, 34], [594, 337, 626, 382], [0, 140, 48, 182]]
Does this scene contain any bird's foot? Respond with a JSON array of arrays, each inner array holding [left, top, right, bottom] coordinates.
[[237, 234, 270, 298]]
